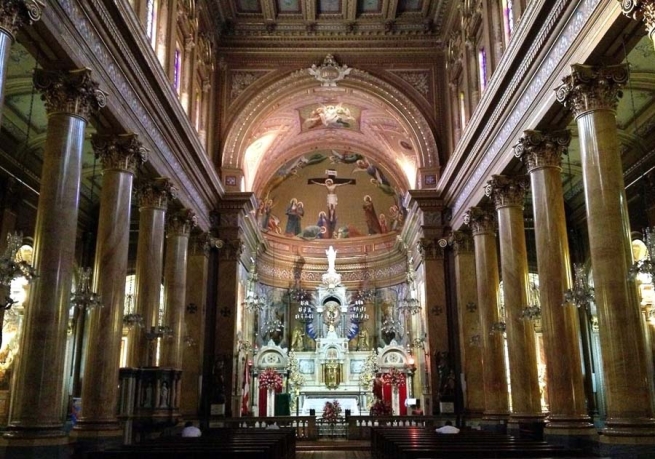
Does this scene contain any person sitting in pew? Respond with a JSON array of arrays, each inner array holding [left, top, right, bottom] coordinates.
[[435, 420, 460, 434], [181, 421, 202, 437]]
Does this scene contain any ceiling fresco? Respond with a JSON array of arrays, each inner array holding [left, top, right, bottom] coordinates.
[[253, 149, 406, 240]]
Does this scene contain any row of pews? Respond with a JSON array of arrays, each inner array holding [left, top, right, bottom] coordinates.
[[371, 427, 583, 458], [86, 427, 296, 459]]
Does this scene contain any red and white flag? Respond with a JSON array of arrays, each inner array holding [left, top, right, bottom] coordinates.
[[241, 361, 251, 416]]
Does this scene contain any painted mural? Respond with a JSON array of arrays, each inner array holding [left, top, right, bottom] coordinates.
[[254, 150, 407, 240], [299, 103, 360, 132]]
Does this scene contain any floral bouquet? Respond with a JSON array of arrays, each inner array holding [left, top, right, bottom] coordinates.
[[382, 368, 406, 387], [322, 400, 342, 423], [369, 398, 393, 416], [259, 368, 283, 391]]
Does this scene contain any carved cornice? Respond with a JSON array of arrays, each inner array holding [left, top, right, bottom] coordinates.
[[166, 209, 198, 237], [513, 129, 570, 173], [418, 237, 445, 260], [91, 133, 148, 175], [484, 175, 529, 210], [33, 68, 107, 121], [0, 0, 45, 38], [555, 64, 628, 118], [464, 206, 496, 237], [620, 0, 655, 39], [137, 177, 178, 210], [211, 192, 256, 231], [452, 230, 474, 256]]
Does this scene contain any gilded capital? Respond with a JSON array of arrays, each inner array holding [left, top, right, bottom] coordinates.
[[620, 0, 655, 40], [137, 177, 178, 210], [514, 129, 571, 173], [418, 237, 444, 260], [0, 0, 45, 38], [485, 175, 529, 210], [92, 133, 148, 175], [452, 230, 474, 255], [555, 64, 628, 118], [166, 209, 197, 237], [219, 238, 244, 261], [34, 68, 107, 121], [464, 206, 496, 236]]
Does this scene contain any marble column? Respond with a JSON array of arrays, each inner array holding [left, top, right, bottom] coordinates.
[[125, 178, 177, 368], [73, 134, 147, 436], [620, 1, 655, 49], [515, 129, 593, 432], [465, 207, 509, 421], [180, 233, 215, 417], [5, 69, 106, 441], [557, 64, 655, 438], [0, 0, 44, 125], [161, 209, 196, 369], [486, 175, 543, 423], [452, 230, 485, 418]]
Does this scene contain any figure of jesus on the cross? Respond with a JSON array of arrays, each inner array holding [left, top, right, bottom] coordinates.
[[309, 175, 355, 207]]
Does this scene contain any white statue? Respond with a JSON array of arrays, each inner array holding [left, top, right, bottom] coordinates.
[[326, 246, 337, 273]]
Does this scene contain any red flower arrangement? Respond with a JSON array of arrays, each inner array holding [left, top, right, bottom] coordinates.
[[382, 368, 406, 388], [259, 368, 283, 391], [369, 398, 393, 416], [322, 400, 342, 423]]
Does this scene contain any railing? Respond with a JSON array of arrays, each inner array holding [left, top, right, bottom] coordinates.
[[346, 415, 442, 440], [212, 415, 441, 441], [214, 416, 318, 440]]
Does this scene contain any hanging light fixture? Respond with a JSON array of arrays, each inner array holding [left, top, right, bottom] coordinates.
[[122, 280, 144, 329], [563, 263, 595, 310], [348, 291, 369, 324], [629, 228, 655, 281], [397, 249, 421, 316], [520, 282, 541, 321], [295, 290, 314, 324], [0, 232, 37, 307], [70, 266, 102, 310], [242, 259, 265, 313]]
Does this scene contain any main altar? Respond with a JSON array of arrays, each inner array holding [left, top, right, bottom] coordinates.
[[250, 246, 414, 418]]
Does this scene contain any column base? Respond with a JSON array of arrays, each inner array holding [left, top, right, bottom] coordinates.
[[544, 425, 598, 452], [508, 414, 546, 440], [0, 434, 70, 459], [69, 428, 123, 458], [602, 416, 655, 437], [598, 431, 655, 458], [480, 418, 508, 434]]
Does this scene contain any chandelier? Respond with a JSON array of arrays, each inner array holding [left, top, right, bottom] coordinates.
[[71, 266, 102, 310], [146, 325, 174, 341], [242, 261, 265, 313], [381, 315, 398, 335], [263, 317, 283, 336], [490, 321, 506, 335], [629, 227, 655, 281], [122, 293, 144, 329], [563, 263, 595, 310], [349, 291, 369, 324], [0, 232, 37, 292]]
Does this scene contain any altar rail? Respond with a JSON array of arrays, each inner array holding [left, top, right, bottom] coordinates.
[[347, 416, 442, 440], [212, 416, 318, 440], [211, 416, 442, 441]]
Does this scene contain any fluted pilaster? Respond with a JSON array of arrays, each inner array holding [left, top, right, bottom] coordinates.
[[515, 129, 593, 432], [557, 64, 655, 438], [74, 134, 147, 435], [161, 209, 197, 370], [6, 69, 105, 441], [464, 207, 509, 420], [486, 175, 542, 422], [126, 178, 177, 368]]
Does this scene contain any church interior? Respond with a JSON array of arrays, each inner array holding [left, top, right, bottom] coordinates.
[[0, 0, 655, 457]]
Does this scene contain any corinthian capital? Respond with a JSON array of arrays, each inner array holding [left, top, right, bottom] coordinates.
[[92, 133, 149, 174], [0, 0, 45, 38], [620, 0, 655, 39], [137, 177, 178, 210], [555, 64, 628, 118], [166, 209, 197, 237], [34, 68, 107, 121], [452, 230, 474, 255], [514, 129, 571, 173], [484, 175, 529, 210], [464, 206, 496, 236]]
